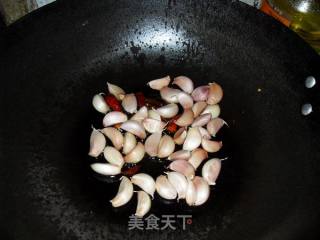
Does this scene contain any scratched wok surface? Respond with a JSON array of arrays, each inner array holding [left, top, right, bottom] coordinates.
[[0, 0, 320, 239]]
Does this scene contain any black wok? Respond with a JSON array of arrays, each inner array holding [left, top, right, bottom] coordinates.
[[0, 0, 320, 239]]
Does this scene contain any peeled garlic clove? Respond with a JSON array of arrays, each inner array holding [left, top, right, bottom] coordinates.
[[107, 82, 125, 100], [183, 127, 201, 151], [191, 113, 211, 127], [103, 111, 128, 127], [207, 82, 223, 105], [160, 87, 181, 103], [131, 173, 156, 197], [193, 176, 210, 206], [172, 76, 194, 94], [147, 76, 171, 90], [192, 101, 207, 118], [186, 178, 196, 206], [191, 86, 209, 102], [174, 127, 187, 145], [166, 171, 188, 200], [188, 148, 208, 169], [202, 158, 222, 185], [145, 132, 162, 157], [103, 146, 125, 167], [124, 142, 145, 163], [92, 94, 110, 114], [168, 150, 191, 160], [148, 109, 161, 121], [156, 103, 179, 119], [131, 106, 148, 122], [143, 118, 166, 133], [122, 93, 137, 114], [207, 118, 227, 137], [178, 92, 194, 109], [90, 163, 121, 175], [120, 120, 146, 139], [201, 104, 221, 119], [175, 108, 194, 127], [169, 160, 195, 179], [101, 127, 124, 150], [110, 176, 134, 207], [201, 139, 223, 153], [158, 135, 175, 158], [135, 191, 151, 218], [88, 128, 106, 157], [198, 127, 211, 139], [155, 175, 177, 200], [123, 132, 137, 154]]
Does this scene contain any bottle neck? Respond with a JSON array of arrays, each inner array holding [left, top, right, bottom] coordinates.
[[260, 0, 291, 26]]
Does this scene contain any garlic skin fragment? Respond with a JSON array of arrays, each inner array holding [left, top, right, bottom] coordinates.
[[101, 127, 123, 150], [207, 82, 223, 105], [178, 92, 194, 109], [160, 87, 182, 103], [172, 76, 194, 94], [183, 127, 202, 151], [191, 113, 211, 127], [201, 139, 223, 153], [103, 146, 125, 167], [147, 76, 171, 90], [110, 176, 134, 207], [193, 176, 210, 206], [191, 85, 209, 102], [90, 163, 121, 176], [131, 173, 156, 197], [155, 175, 177, 200], [168, 160, 195, 179], [201, 104, 221, 119], [167, 171, 188, 200], [122, 93, 138, 114], [145, 132, 162, 157], [157, 135, 175, 158], [120, 120, 147, 139], [188, 148, 208, 170], [92, 94, 110, 114], [168, 150, 191, 160], [207, 118, 227, 137], [192, 101, 207, 118], [131, 106, 148, 122], [88, 128, 106, 157], [135, 191, 152, 218], [202, 158, 222, 185], [185, 178, 196, 206], [143, 118, 166, 133], [175, 108, 194, 127], [103, 111, 128, 127], [156, 103, 179, 119], [198, 127, 211, 139], [174, 128, 187, 145], [107, 82, 125, 100], [123, 132, 137, 155], [124, 142, 145, 163]]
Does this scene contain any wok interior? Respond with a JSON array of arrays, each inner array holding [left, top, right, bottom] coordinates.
[[46, 62, 293, 231], [6, 31, 316, 240]]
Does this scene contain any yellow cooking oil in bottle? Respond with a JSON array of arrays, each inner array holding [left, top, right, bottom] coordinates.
[[260, 0, 320, 53]]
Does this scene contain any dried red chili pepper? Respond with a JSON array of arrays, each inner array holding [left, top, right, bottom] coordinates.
[[135, 92, 145, 108], [166, 122, 178, 133], [104, 95, 122, 111], [166, 114, 181, 134], [122, 164, 141, 176]]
